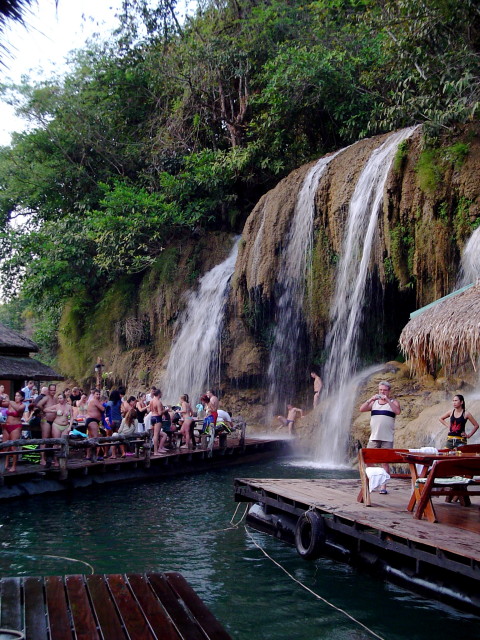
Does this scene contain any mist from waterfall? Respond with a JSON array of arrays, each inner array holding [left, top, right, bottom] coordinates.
[[314, 127, 417, 466], [457, 225, 480, 287], [163, 238, 240, 406], [266, 151, 342, 415]]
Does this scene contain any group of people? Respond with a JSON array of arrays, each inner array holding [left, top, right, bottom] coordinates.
[[0, 381, 234, 470], [359, 380, 479, 493]]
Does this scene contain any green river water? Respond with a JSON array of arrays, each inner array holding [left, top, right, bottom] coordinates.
[[0, 456, 478, 639]]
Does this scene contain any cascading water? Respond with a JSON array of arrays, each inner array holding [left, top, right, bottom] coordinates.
[[266, 151, 342, 415], [457, 225, 480, 287], [163, 238, 240, 405], [314, 127, 417, 466]]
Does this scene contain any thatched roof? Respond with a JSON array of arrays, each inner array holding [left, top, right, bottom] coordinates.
[[0, 355, 62, 380], [0, 323, 38, 353], [399, 282, 480, 374]]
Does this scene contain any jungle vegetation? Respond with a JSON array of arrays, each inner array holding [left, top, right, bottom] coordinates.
[[0, 0, 479, 361]]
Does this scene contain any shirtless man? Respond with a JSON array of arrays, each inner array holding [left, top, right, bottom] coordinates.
[[85, 389, 105, 460], [206, 389, 219, 426], [37, 383, 57, 465], [150, 389, 167, 455], [277, 404, 303, 436], [311, 371, 323, 408]]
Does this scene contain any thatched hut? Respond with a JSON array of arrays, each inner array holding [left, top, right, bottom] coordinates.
[[0, 323, 62, 395], [399, 282, 480, 375]]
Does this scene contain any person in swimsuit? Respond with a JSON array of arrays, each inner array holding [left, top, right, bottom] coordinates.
[[439, 394, 479, 449], [311, 371, 323, 408], [179, 394, 196, 449], [277, 404, 303, 436], [206, 389, 219, 427], [150, 389, 168, 454], [48, 393, 74, 467], [74, 393, 89, 429], [136, 393, 148, 431], [1, 390, 26, 472], [85, 389, 105, 461], [36, 383, 57, 466]]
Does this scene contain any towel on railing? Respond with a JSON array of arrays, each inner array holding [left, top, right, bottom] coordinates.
[[366, 467, 391, 492]]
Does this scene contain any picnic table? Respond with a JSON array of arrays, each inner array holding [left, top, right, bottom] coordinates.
[[401, 452, 480, 522]]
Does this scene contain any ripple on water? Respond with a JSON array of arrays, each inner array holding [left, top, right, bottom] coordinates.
[[0, 459, 478, 639]]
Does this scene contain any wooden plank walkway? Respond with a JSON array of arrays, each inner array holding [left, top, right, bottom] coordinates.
[[235, 477, 480, 560], [0, 573, 231, 640], [234, 476, 480, 613]]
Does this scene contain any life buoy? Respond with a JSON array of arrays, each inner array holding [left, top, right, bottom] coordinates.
[[294, 511, 326, 560]]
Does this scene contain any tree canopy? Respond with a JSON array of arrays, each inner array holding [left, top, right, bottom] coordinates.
[[0, 0, 479, 357]]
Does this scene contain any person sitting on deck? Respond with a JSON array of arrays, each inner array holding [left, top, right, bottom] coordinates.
[[113, 407, 138, 458], [216, 409, 233, 434], [1, 390, 26, 472], [439, 394, 479, 450], [277, 405, 303, 436]]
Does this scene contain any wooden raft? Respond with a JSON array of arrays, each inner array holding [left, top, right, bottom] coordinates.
[[0, 572, 231, 640], [235, 477, 480, 560]]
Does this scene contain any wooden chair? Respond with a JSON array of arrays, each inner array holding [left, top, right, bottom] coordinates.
[[415, 457, 480, 522], [357, 448, 410, 506]]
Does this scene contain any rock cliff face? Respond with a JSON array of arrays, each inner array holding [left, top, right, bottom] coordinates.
[[226, 124, 480, 399], [58, 123, 480, 436]]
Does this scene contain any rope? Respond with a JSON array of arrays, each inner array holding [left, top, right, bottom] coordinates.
[[245, 525, 387, 640], [2, 549, 94, 574], [196, 503, 249, 537]]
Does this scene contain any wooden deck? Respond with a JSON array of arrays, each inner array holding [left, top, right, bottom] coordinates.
[[234, 476, 480, 613], [0, 438, 290, 502], [0, 572, 231, 639]]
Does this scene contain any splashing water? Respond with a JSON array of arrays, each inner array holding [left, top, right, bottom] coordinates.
[[314, 127, 417, 466], [457, 225, 480, 287], [163, 238, 240, 406], [267, 151, 343, 415]]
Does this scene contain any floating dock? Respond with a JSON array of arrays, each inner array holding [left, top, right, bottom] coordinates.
[[0, 572, 231, 639], [0, 437, 289, 502], [234, 476, 480, 615]]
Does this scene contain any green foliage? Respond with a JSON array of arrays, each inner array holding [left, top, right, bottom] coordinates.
[[443, 143, 470, 168], [393, 139, 409, 173], [454, 196, 474, 241], [390, 225, 414, 286], [415, 150, 443, 193], [0, 0, 479, 349]]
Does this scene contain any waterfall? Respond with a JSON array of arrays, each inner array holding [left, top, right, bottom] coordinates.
[[266, 151, 342, 414], [458, 226, 480, 286], [163, 238, 240, 406], [314, 127, 417, 466]]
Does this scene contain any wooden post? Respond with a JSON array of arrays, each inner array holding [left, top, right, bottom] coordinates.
[[0, 454, 5, 486], [94, 358, 104, 390], [144, 432, 151, 468], [239, 422, 246, 449], [59, 440, 69, 480], [219, 433, 227, 448]]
